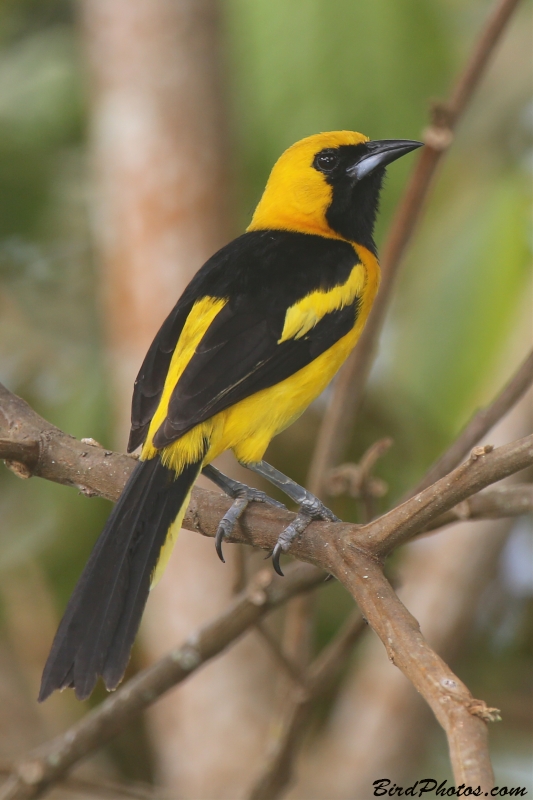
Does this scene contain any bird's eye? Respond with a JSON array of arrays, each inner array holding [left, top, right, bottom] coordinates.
[[313, 150, 339, 173]]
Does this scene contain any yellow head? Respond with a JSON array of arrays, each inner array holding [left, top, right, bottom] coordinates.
[[248, 130, 421, 253]]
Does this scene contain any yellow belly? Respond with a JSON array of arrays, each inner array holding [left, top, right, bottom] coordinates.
[[158, 243, 379, 473], [210, 319, 362, 464]]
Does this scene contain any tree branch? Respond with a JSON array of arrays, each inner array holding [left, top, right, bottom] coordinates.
[[253, 622, 307, 687], [362, 438, 533, 557], [423, 483, 532, 533], [0, 382, 135, 503], [2, 381, 532, 796], [1, 381, 531, 560], [0, 563, 324, 800], [306, 0, 523, 497], [176, 437, 532, 566], [249, 611, 366, 800], [335, 553, 500, 791]]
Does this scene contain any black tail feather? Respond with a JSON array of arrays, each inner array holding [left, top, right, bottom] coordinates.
[[39, 455, 202, 702]]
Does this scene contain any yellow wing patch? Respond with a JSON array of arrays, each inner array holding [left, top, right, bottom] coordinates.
[[279, 262, 365, 343], [142, 296, 227, 460]]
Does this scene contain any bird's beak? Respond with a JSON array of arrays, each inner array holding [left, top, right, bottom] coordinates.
[[348, 139, 423, 181]]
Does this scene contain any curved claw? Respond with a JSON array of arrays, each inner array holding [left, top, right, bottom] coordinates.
[[272, 542, 285, 577], [215, 525, 226, 563]]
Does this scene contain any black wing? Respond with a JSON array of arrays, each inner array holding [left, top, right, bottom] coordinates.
[[129, 229, 359, 452], [152, 294, 360, 449]]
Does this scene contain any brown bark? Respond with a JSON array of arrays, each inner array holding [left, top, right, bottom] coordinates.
[[1, 381, 530, 570], [291, 519, 511, 799]]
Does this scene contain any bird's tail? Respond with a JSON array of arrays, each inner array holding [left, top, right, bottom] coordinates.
[[39, 452, 203, 702]]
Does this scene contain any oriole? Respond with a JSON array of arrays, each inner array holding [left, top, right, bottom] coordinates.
[[40, 131, 421, 701]]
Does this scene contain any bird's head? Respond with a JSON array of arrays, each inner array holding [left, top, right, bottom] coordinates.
[[248, 131, 422, 254]]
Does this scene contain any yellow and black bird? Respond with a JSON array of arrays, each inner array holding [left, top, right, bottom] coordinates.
[[39, 131, 421, 701]]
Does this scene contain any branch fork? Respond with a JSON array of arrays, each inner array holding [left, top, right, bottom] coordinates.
[[2, 379, 530, 798]]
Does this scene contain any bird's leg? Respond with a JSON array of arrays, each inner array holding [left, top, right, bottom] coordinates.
[[242, 460, 339, 576], [202, 464, 286, 563]]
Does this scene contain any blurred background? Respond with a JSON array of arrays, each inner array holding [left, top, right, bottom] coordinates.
[[0, 0, 531, 798]]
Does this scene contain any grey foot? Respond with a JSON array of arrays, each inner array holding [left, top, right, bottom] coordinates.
[[202, 465, 286, 563], [238, 460, 339, 576], [271, 496, 338, 577]]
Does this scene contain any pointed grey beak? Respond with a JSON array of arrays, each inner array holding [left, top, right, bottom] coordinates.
[[348, 139, 423, 181]]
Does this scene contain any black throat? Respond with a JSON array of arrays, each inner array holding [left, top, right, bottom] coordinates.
[[325, 167, 384, 255]]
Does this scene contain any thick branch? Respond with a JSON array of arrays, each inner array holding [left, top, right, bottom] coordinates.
[[334, 553, 499, 791], [306, 0, 523, 496], [0, 564, 324, 800], [0, 383, 135, 503], [1, 382, 531, 566]]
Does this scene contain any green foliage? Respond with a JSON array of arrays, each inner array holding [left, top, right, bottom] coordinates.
[[388, 170, 530, 435], [0, 2, 105, 612], [225, 0, 452, 223]]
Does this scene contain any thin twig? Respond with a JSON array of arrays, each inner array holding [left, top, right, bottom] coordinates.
[[364, 438, 533, 556], [422, 483, 532, 533], [275, 437, 391, 735], [274, 437, 391, 727], [325, 437, 392, 521], [306, 0, 523, 498], [232, 544, 248, 594], [254, 622, 306, 686], [446, 0, 523, 119], [408, 349, 533, 498], [249, 611, 366, 800]]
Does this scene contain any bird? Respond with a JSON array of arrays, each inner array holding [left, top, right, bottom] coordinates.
[[39, 130, 422, 701]]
